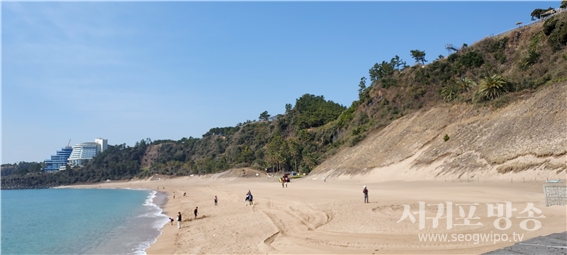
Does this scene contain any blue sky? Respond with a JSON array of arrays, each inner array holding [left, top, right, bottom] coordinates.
[[2, 1, 560, 164]]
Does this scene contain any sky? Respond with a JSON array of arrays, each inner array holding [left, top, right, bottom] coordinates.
[[1, 1, 560, 164]]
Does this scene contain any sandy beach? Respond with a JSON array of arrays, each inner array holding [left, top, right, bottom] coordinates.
[[76, 170, 566, 255]]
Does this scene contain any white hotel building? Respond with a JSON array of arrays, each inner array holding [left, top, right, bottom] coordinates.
[[68, 138, 108, 166]]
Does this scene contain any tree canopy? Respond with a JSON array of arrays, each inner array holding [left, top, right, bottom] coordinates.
[[292, 94, 346, 129], [259, 111, 271, 121], [410, 49, 427, 65]]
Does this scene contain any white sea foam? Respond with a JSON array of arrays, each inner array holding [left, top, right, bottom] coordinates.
[[133, 240, 152, 255], [136, 190, 169, 255]]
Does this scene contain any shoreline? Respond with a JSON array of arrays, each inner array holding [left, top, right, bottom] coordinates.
[[60, 181, 178, 254], [71, 175, 566, 254], [146, 187, 176, 255], [146, 190, 171, 254]]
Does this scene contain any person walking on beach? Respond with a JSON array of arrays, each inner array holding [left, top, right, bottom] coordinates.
[[194, 207, 199, 218], [173, 192, 175, 199], [363, 185, 369, 203], [177, 212, 182, 229], [245, 190, 253, 205], [214, 196, 218, 206]]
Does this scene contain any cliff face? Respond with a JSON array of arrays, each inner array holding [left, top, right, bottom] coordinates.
[[312, 81, 566, 180]]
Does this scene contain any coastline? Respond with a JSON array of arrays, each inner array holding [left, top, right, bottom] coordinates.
[[146, 188, 176, 255], [70, 179, 182, 254], [55, 184, 175, 254], [70, 175, 566, 254], [146, 190, 172, 254]]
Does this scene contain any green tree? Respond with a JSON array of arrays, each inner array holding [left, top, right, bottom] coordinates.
[[369, 61, 395, 81], [389, 55, 407, 71], [285, 103, 292, 113], [293, 94, 346, 129], [459, 51, 485, 68], [259, 111, 270, 121], [300, 151, 318, 173], [287, 138, 302, 172], [369, 63, 381, 81], [267, 135, 287, 172], [358, 77, 367, 100], [237, 145, 254, 163], [478, 75, 508, 101], [410, 49, 427, 65], [379, 61, 395, 77]]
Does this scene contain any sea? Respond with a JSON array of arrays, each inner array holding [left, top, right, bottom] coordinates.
[[1, 188, 169, 255]]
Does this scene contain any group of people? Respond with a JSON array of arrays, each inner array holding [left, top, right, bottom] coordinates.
[[171, 207, 200, 229], [169, 195, 216, 228], [170, 184, 370, 230]]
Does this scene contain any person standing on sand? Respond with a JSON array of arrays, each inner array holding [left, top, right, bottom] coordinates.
[[214, 196, 218, 206], [177, 212, 182, 229], [194, 207, 199, 218], [173, 192, 175, 199], [363, 185, 369, 203]]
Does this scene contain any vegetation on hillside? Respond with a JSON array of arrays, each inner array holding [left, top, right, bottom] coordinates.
[[3, 6, 567, 189]]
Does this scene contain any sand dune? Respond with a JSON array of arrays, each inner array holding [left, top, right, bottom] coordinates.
[[80, 174, 566, 254]]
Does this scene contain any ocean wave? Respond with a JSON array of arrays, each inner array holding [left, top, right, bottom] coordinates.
[[133, 240, 152, 255], [139, 191, 169, 254], [142, 191, 169, 228]]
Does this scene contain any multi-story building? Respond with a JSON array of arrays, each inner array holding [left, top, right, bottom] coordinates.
[[68, 138, 108, 166], [94, 138, 108, 153], [43, 146, 73, 172]]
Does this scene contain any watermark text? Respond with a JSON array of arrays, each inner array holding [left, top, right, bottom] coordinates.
[[417, 232, 524, 244]]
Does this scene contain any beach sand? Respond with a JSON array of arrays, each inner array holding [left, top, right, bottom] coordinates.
[[78, 173, 566, 255]]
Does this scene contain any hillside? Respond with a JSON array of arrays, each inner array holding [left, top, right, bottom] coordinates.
[[2, 9, 567, 189], [312, 81, 566, 180], [134, 10, 567, 179]]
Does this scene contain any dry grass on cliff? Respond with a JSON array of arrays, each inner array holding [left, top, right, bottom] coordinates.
[[313, 81, 567, 180]]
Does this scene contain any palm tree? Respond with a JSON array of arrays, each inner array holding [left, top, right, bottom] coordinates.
[[455, 77, 477, 92], [478, 75, 507, 100], [441, 85, 459, 102], [520, 49, 540, 70]]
